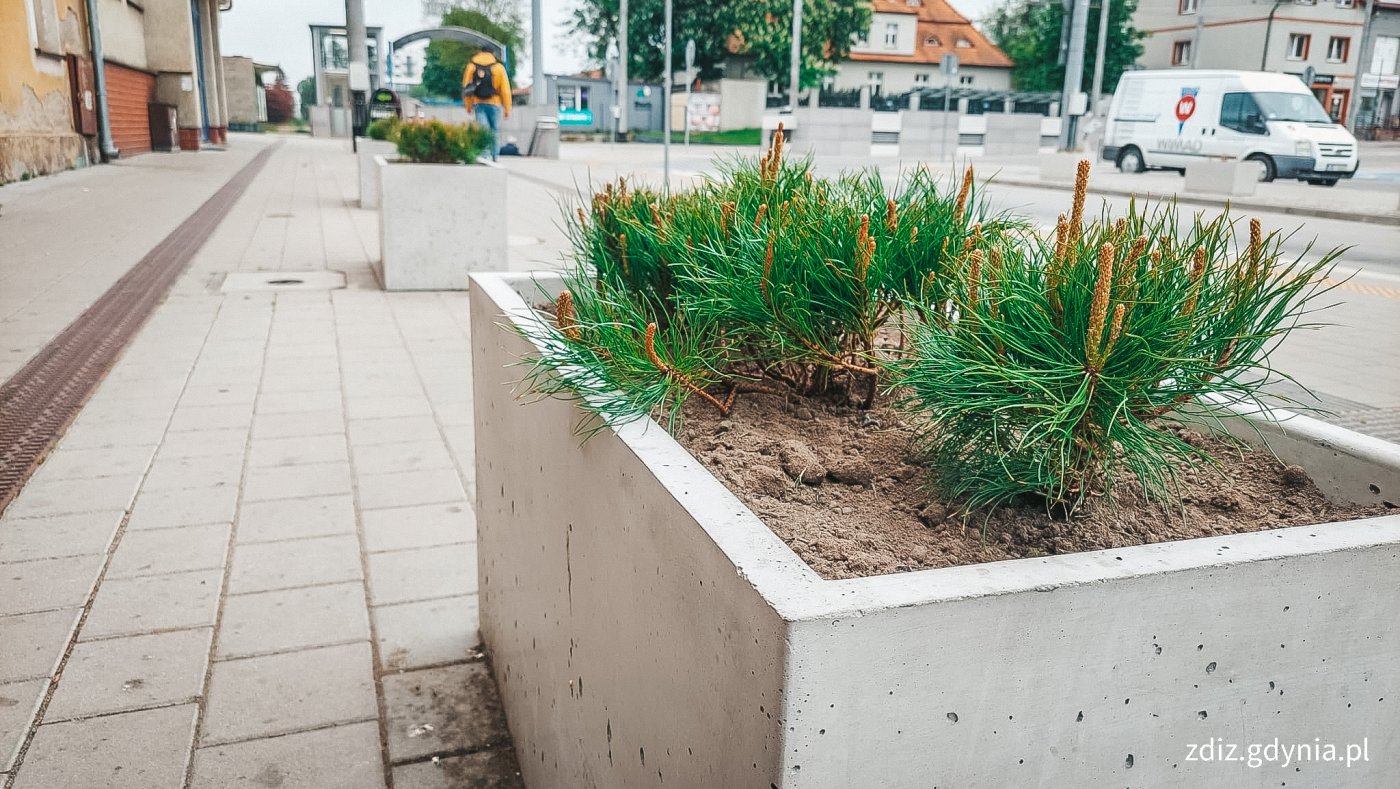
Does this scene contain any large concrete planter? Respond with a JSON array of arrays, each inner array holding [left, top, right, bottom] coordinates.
[[471, 271, 1400, 789], [356, 138, 398, 208], [376, 157, 506, 291]]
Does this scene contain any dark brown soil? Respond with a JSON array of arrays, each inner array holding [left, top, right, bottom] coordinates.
[[674, 391, 1392, 580]]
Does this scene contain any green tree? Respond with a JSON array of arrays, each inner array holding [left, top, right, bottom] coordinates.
[[296, 77, 316, 121], [986, 0, 1144, 94], [419, 6, 525, 99], [570, 0, 869, 89]]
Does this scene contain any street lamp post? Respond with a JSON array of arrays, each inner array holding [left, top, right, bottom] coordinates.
[[789, 0, 803, 110], [1058, 0, 1089, 150], [531, 0, 546, 106], [346, 0, 369, 142], [663, 0, 672, 192], [619, 0, 629, 139]]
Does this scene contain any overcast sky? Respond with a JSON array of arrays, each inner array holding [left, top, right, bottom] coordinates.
[[220, 0, 1002, 89]]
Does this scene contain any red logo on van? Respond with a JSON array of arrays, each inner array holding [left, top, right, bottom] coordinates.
[[1175, 95, 1196, 123], [1175, 87, 1200, 135]]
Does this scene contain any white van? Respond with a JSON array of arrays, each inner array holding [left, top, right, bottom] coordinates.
[[1101, 70, 1359, 186]]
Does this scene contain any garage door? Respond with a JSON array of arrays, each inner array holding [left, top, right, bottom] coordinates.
[[105, 62, 155, 156]]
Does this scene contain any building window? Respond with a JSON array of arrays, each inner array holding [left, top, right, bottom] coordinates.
[[1373, 36, 1399, 75], [884, 23, 899, 48], [1295, 0, 1317, 5], [867, 71, 884, 92], [1327, 37, 1349, 63], [1172, 40, 1192, 66], [1287, 34, 1310, 61], [557, 85, 591, 112], [1335, 0, 1355, 7], [28, 0, 63, 53], [955, 37, 972, 48], [959, 75, 974, 85], [914, 73, 930, 85], [924, 35, 941, 47], [906, 0, 921, 5], [1179, 0, 1198, 13]]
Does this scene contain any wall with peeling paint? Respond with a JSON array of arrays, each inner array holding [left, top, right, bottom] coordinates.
[[0, 0, 93, 182]]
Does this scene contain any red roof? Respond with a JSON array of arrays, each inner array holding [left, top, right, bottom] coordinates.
[[849, 0, 1012, 69]]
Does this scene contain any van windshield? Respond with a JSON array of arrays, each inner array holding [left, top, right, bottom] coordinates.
[[1252, 92, 1332, 123]]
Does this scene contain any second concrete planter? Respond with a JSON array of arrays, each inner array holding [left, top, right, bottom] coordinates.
[[356, 138, 398, 209], [375, 157, 507, 291], [472, 270, 1400, 789]]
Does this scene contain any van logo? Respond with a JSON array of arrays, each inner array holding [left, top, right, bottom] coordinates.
[[1157, 137, 1203, 153], [1175, 87, 1199, 134]]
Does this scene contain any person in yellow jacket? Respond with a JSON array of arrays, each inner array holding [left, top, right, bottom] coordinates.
[[461, 50, 512, 160]]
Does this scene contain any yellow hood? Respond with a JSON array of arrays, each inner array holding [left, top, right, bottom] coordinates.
[[470, 51, 498, 66]]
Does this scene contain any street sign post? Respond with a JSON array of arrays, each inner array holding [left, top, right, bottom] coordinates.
[[684, 39, 695, 146], [941, 53, 958, 161]]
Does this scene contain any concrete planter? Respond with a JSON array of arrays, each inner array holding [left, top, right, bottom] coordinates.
[[471, 271, 1400, 789], [1185, 158, 1259, 197], [375, 157, 506, 291], [356, 138, 398, 209]]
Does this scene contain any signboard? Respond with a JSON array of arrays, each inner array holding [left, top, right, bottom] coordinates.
[[686, 92, 720, 132], [558, 108, 594, 125], [369, 88, 400, 120], [1175, 86, 1198, 134]]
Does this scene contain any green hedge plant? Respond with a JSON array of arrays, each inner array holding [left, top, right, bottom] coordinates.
[[394, 119, 492, 164], [365, 117, 400, 141], [891, 161, 1342, 515]]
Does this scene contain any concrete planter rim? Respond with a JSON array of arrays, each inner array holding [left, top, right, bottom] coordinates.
[[475, 269, 1400, 623]]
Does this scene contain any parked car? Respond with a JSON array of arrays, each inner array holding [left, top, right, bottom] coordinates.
[[1101, 69, 1359, 186]]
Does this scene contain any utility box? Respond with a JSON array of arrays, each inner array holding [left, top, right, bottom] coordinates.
[[148, 104, 178, 152]]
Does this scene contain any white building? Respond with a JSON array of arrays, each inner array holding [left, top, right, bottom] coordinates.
[[1134, 0, 1366, 124], [830, 0, 1013, 95]]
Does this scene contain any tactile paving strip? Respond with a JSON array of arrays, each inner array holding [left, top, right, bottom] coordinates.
[[0, 143, 278, 515]]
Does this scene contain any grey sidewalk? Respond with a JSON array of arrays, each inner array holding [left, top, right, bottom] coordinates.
[[0, 136, 548, 788]]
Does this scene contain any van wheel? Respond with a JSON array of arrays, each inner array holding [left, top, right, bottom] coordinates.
[[1245, 154, 1276, 183], [1116, 146, 1145, 174], [1306, 178, 1339, 187]]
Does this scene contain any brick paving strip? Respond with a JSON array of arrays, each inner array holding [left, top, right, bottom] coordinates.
[[0, 143, 279, 515]]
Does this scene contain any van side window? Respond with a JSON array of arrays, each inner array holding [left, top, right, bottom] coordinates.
[[1220, 92, 1265, 134]]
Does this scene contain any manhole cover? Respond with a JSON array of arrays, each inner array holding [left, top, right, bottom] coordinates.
[[221, 271, 346, 292]]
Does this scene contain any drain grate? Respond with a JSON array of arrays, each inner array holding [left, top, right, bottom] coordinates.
[[0, 144, 279, 515], [220, 270, 345, 292]]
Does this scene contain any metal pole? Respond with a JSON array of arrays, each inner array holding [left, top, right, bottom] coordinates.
[[943, 77, 952, 162], [1261, 0, 1287, 71], [663, 0, 672, 192], [1090, 0, 1110, 115], [531, 0, 546, 105], [1350, 0, 1377, 131], [618, 0, 629, 137], [789, 0, 803, 109], [1059, 0, 1089, 150], [83, 0, 118, 160], [685, 77, 692, 146], [346, 0, 368, 140], [1190, 0, 1205, 69]]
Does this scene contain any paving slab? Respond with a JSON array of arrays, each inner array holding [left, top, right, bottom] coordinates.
[[247, 434, 350, 468], [28, 445, 157, 482], [0, 609, 79, 682], [360, 502, 474, 553], [382, 662, 511, 764], [373, 595, 480, 671], [106, 522, 231, 579], [0, 555, 100, 616], [0, 511, 124, 563], [350, 439, 456, 477], [45, 628, 212, 720], [12, 704, 198, 789], [391, 747, 525, 789], [236, 494, 358, 543], [347, 416, 443, 447], [190, 721, 386, 789], [140, 452, 245, 492], [242, 460, 353, 502], [156, 428, 253, 459], [1, 475, 140, 520], [0, 678, 46, 772], [127, 486, 239, 531], [251, 410, 347, 440], [201, 641, 378, 746], [80, 569, 222, 640], [356, 469, 466, 512], [367, 544, 475, 606], [228, 534, 363, 594], [216, 581, 369, 658]]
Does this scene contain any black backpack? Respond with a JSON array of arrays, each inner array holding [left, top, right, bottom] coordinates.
[[465, 62, 497, 100]]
